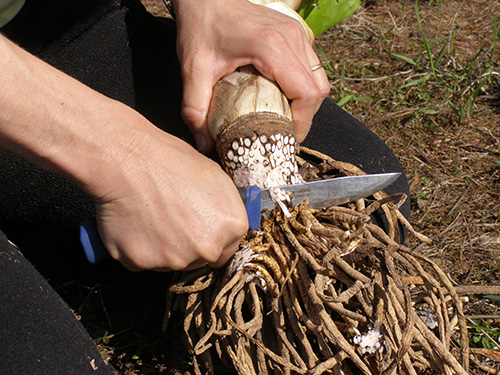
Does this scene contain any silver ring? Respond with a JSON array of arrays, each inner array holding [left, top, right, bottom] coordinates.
[[311, 63, 323, 71]]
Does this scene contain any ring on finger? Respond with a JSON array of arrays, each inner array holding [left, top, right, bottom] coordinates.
[[311, 63, 323, 71]]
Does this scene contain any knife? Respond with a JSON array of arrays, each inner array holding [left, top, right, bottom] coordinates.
[[79, 172, 401, 264]]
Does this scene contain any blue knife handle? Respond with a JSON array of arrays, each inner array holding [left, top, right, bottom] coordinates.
[[79, 220, 108, 264], [245, 185, 262, 231], [80, 185, 263, 264]]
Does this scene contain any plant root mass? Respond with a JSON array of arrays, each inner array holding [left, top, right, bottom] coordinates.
[[164, 148, 470, 375]]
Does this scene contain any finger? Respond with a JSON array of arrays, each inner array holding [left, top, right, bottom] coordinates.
[[120, 251, 209, 272], [272, 61, 322, 141], [283, 33, 330, 140], [299, 40, 330, 104], [180, 59, 217, 153], [153, 258, 209, 272], [292, 59, 330, 141], [120, 261, 144, 272], [309, 54, 331, 101], [181, 259, 210, 272], [251, 31, 327, 141], [312, 66, 331, 98]]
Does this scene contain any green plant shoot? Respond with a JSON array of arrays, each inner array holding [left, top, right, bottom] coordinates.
[[297, 0, 361, 37]]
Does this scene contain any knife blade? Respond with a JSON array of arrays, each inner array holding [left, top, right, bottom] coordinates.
[[80, 172, 401, 263], [239, 172, 401, 231]]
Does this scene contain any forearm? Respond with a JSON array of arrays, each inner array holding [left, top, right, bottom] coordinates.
[[0, 22, 248, 272], [0, 34, 151, 196]]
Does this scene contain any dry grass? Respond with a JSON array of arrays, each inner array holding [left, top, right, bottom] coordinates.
[[88, 0, 500, 373], [316, 0, 500, 289], [314, 2, 500, 371]]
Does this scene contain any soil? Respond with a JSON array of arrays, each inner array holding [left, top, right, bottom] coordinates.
[[315, 0, 500, 287], [65, 0, 500, 373]]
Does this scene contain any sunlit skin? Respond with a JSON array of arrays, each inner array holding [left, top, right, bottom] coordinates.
[[173, 0, 330, 151], [0, 0, 329, 271]]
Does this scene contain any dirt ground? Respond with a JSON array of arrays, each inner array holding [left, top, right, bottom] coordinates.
[[86, 0, 499, 373], [316, 0, 500, 289]]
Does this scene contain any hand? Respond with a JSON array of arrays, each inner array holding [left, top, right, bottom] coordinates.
[[90, 108, 249, 271], [0, 34, 248, 272], [172, 0, 331, 152]]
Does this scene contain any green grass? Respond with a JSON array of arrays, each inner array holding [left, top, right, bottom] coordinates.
[[392, 3, 500, 356], [318, 0, 500, 359], [469, 318, 500, 350], [324, 2, 500, 125]]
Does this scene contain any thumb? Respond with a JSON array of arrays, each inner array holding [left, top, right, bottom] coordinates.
[[180, 66, 216, 154]]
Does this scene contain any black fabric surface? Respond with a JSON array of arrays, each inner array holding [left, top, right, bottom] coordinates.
[[0, 231, 116, 374], [0, 0, 409, 373], [0, 0, 184, 229]]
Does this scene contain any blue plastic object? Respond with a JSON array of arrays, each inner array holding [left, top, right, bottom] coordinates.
[[245, 185, 262, 231], [79, 186, 263, 264], [79, 220, 109, 264]]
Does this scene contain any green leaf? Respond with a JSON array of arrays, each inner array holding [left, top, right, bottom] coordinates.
[[355, 95, 374, 101], [400, 79, 422, 88], [337, 94, 353, 107], [447, 100, 462, 118], [388, 52, 418, 66], [400, 74, 430, 89], [415, 0, 436, 77], [298, 0, 361, 37], [92, 328, 109, 341]]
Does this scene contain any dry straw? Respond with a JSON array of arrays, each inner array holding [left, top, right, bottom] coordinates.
[[163, 147, 470, 375]]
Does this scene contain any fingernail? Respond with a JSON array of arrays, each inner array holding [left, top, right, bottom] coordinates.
[[194, 133, 209, 153]]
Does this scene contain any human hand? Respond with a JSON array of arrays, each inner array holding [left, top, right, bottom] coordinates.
[[0, 33, 248, 272], [172, 0, 330, 152], [90, 109, 249, 271]]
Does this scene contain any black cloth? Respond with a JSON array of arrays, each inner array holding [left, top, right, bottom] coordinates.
[[0, 231, 116, 374], [0, 0, 410, 373]]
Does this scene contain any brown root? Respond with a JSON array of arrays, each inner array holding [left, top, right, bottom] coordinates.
[[165, 148, 469, 375]]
